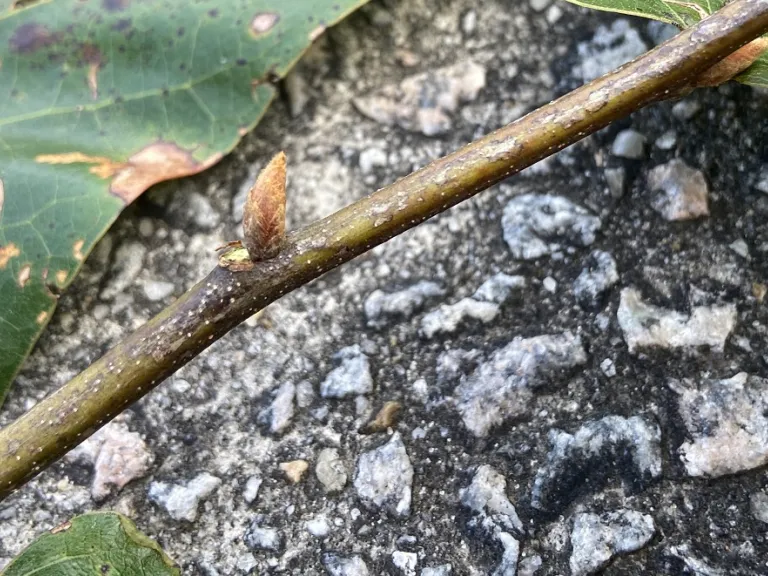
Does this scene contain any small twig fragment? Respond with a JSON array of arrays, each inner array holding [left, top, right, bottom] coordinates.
[[243, 152, 287, 262], [359, 401, 402, 434]]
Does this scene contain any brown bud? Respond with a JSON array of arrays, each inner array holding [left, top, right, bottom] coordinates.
[[695, 37, 768, 88], [243, 152, 287, 261]]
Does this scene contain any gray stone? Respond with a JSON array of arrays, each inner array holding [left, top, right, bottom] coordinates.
[[672, 99, 701, 121], [244, 518, 283, 552], [472, 273, 526, 304], [611, 129, 646, 159], [729, 239, 750, 259], [668, 545, 725, 576], [461, 9, 477, 33], [295, 380, 315, 408], [492, 532, 520, 576], [655, 130, 677, 150], [354, 433, 413, 516], [320, 345, 374, 398], [392, 551, 418, 576], [364, 281, 445, 326], [670, 373, 768, 477], [542, 277, 557, 293], [460, 465, 523, 534], [269, 381, 295, 434], [306, 515, 331, 537], [243, 475, 262, 504], [648, 159, 709, 221], [421, 565, 452, 576], [66, 421, 153, 501], [359, 147, 388, 174], [573, 250, 619, 308], [647, 21, 679, 44], [574, 20, 648, 82], [322, 553, 370, 576], [284, 67, 309, 117], [600, 358, 616, 378], [604, 167, 626, 198], [569, 510, 655, 575], [316, 448, 348, 492], [353, 61, 486, 137], [501, 194, 601, 260], [148, 473, 221, 522], [100, 242, 146, 300], [517, 555, 542, 576], [456, 332, 587, 436], [755, 166, 768, 194], [617, 288, 736, 353], [531, 415, 662, 512], [421, 298, 500, 338], [750, 492, 768, 524], [186, 192, 220, 229], [529, 0, 550, 10], [142, 279, 175, 302]]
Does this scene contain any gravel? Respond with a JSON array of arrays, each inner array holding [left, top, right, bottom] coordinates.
[[501, 194, 601, 260], [65, 420, 153, 501], [365, 281, 446, 327], [617, 288, 737, 353], [647, 159, 710, 221], [573, 19, 647, 82], [353, 433, 414, 516], [320, 345, 374, 399], [322, 553, 370, 576], [147, 473, 221, 522], [569, 510, 656, 575], [670, 373, 768, 477], [572, 250, 619, 308], [455, 332, 587, 436], [353, 61, 486, 136], [460, 464, 523, 534], [315, 448, 348, 493], [243, 517, 283, 552], [531, 415, 662, 513], [611, 129, 646, 159]]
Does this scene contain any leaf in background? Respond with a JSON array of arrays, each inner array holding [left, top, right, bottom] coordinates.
[[1, 512, 179, 576], [0, 0, 369, 404], [562, 0, 768, 87]]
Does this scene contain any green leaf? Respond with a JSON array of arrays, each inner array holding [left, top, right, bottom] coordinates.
[[562, 0, 768, 87], [1, 512, 180, 576], [0, 0, 369, 404]]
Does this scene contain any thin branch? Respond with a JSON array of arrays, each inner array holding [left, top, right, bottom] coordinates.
[[2, 0, 768, 502]]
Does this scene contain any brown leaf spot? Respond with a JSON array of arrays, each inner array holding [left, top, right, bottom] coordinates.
[[82, 44, 103, 100], [250, 12, 279, 36], [73, 239, 85, 261], [17, 264, 31, 288], [50, 520, 72, 534], [243, 152, 286, 261], [0, 244, 20, 270], [36, 152, 121, 176], [37, 144, 222, 205], [36, 310, 49, 324], [109, 142, 222, 204], [102, 0, 130, 11], [309, 25, 327, 42], [56, 270, 68, 285], [9, 22, 56, 54]]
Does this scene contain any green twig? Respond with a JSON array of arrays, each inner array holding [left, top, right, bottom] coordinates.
[[2, 0, 768, 502]]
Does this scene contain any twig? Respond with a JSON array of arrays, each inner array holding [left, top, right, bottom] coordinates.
[[1, 0, 768, 502]]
